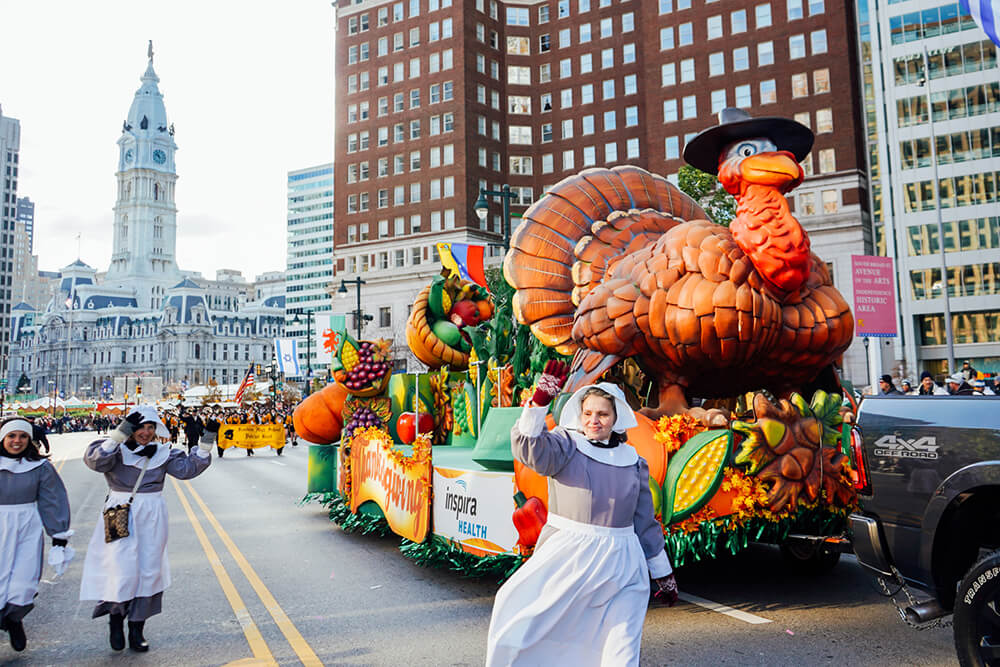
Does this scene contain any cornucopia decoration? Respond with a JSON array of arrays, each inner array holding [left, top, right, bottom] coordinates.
[[406, 273, 493, 371]]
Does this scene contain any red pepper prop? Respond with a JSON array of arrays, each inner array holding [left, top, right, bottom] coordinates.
[[512, 491, 547, 549]]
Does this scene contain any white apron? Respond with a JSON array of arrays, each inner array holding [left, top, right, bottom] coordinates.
[[485, 514, 650, 667], [0, 503, 44, 608], [79, 491, 171, 603]]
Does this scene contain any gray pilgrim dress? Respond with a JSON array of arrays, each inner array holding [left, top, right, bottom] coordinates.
[[0, 456, 71, 626], [79, 439, 210, 620], [486, 384, 672, 667]]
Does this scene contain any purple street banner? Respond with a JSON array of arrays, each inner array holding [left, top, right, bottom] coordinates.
[[851, 255, 897, 337]]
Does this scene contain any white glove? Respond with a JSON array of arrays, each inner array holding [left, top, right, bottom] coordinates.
[[48, 545, 75, 577]]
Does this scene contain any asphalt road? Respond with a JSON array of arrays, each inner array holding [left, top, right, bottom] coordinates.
[[2, 431, 958, 666]]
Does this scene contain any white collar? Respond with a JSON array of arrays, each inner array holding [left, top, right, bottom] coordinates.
[[0, 457, 47, 474], [120, 442, 171, 469], [567, 430, 638, 467]]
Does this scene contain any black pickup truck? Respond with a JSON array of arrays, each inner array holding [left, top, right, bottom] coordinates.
[[849, 395, 1000, 666]]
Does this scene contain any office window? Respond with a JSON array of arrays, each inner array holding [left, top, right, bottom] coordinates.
[[541, 93, 553, 111], [789, 34, 806, 59], [816, 108, 833, 133], [602, 79, 615, 100], [822, 190, 838, 213], [563, 150, 575, 171], [758, 41, 774, 66], [709, 52, 725, 76], [795, 111, 811, 129], [665, 136, 680, 159], [731, 9, 747, 33], [581, 84, 594, 105], [510, 156, 533, 174], [559, 28, 571, 48], [580, 23, 592, 43], [582, 114, 595, 135], [787, 0, 803, 20], [539, 4, 550, 22], [707, 16, 722, 39], [664, 99, 678, 122], [625, 105, 638, 126], [622, 13, 634, 32], [735, 84, 752, 107], [542, 153, 554, 173], [711, 89, 727, 113], [800, 192, 816, 215], [660, 27, 674, 50], [539, 63, 551, 82], [583, 145, 597, 166], [813, 68, 831, 94], [809, 0, 824, 15], [560, 58, 573, 78], [624, 74, 637, 95], [509, 95, 531, 114], [506, 6, 529, 25], [733, 47, 749, 71], [562, 118, 574, 138], [792, 73, 809, 98], [756, 3, 772, 27], [680, 58, 695, 82], [605, 142, 618, 163], [682, 95, 697, 119], [660, 0, 672, 13], [604, 110, 617, 130], [680, 22, 694, 45], [561, 88, 573, 108], [818, 148, 836, 173], [601, 48, 613, 68], [539, 34, 551, 52], [626, 138, 639, 159], [510, 126, 533, 144], [623, 43, 636, 64], [601, 17, 613, 38], [810, 29, 828, 55], [581, 53, 593, 73], [662, 63, 676, 86], [760, 79, 777, 104], [508, 65, 531, 85], [507, 36, 530, 55], [542, 123, 553, 142]]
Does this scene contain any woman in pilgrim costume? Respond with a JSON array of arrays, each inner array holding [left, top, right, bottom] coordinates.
[[79, 405, 218, 652], [0, 417, 72, 652], [486, 362, 679, 667]]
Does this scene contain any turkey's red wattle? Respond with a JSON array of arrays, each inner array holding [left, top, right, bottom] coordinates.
[[729, 184, 811, 298]]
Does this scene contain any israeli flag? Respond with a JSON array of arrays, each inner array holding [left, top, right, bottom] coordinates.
[[961, 0, 999, 46], [274, 338, 301, 377]]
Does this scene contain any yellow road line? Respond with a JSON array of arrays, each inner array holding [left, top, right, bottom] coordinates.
[[170, 478, 277, 665], [184, 481, 323, 667]]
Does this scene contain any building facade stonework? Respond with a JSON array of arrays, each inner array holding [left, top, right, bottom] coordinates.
[[7, 45, 285, 398]]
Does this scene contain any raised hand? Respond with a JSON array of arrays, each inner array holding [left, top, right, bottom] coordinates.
[[531, 360, 570, 407]]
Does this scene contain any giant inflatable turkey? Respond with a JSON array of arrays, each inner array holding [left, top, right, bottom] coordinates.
[[503, 108, 854, 419]]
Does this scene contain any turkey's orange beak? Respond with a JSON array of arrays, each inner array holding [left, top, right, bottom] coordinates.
[[739, 151, 803, 192]]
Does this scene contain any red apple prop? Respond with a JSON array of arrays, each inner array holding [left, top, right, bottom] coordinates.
[[396, 412, 435, 444]]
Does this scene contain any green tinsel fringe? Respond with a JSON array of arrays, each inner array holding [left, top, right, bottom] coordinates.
[[399, 536, 524, 583], [304, 494, 849, 576], [664, 505, 850, 568], [300, 492, 392, 536]]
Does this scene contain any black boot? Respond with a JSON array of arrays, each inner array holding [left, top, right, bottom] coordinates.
[[109, 613, 125, 651], [128, 620, 149, 652], [7, 619, 26, 652]]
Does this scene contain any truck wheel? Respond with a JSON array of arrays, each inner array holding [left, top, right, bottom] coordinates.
[[780, 541, 841, 574], [954, 551, 1000, 667]]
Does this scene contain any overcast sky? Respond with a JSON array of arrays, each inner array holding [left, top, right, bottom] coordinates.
[[0, 0, 335, 280]]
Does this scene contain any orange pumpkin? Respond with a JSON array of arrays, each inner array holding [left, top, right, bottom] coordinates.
[[293, 382, 349, 444], [626, 413, 666, 485]]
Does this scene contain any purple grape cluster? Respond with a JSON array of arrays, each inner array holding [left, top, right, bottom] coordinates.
[[344, 341, 390, 391], [344, 406, 381, 440]]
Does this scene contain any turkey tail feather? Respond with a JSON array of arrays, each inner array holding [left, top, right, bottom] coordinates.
[[504, 166, 707, 353]]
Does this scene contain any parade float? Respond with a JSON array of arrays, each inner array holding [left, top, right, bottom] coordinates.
[[299, 109, 861, 580]]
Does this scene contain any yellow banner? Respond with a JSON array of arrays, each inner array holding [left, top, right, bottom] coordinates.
[[218, 423, 285, 449], [349, 430, 431, 543]]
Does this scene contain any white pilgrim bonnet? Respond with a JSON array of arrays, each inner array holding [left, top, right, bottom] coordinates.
[[558, 382, 638, 434], [128, 405, 170, 439]]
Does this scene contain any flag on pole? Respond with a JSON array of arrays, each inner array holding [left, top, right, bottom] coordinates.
[[437, 242, 488, 287], [316, 313, 349, 364], [274, 338, 301, 377], [234, 363, 255, 404], [961, 0, 999, 46]]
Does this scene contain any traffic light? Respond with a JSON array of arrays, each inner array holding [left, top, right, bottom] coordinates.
[[136, 383, 142, 395], [256, 364, 262, 376]]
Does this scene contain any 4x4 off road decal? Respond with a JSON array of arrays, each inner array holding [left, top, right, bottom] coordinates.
[[873, 434, 940, 460]]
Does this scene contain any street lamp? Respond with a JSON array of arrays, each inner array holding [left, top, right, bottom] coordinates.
[[474, 185, 516, 253], [291, 310, 315, 396], [918, 46, 956, 374], [337, 278, 373, 339]]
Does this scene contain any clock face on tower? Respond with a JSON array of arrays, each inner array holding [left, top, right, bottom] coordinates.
[[152, 149, 166, 164], [124, 148, 135, 163]]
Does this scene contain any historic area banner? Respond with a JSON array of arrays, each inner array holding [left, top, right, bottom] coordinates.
[[218, 423, 285, 449], [349, 431, 431, 543]]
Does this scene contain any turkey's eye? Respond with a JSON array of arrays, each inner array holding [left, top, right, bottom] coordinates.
[[737, 143, 757, 157]]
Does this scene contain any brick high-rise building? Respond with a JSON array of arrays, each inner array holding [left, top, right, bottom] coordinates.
[[334, 0, 871, 381]]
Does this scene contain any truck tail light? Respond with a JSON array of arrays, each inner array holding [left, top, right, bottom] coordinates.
[[849, 426, 870, 494]]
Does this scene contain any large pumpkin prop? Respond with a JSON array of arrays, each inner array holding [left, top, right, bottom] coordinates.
[[293, 382, 349, 444]]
